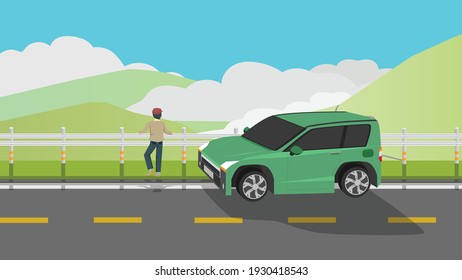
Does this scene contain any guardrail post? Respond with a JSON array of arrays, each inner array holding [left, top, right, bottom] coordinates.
[[61, 127, 66, 180], [8, 127, 14, 184], [455, 127, 460, 183], [234, 127, 239, 135], [402, 128, 407, 185], [119, 127, 125, 180], [182, 127, 187, 177]]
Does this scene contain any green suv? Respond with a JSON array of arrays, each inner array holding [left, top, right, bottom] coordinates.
[[198, 112, 382, 201]]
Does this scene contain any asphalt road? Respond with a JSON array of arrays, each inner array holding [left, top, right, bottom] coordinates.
[[0, 185, 460, 260]]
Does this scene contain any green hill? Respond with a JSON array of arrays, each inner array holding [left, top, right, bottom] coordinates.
[[339, 34, 462, 133], [0, 102, 191, 133], [0, 70, 194, 121]]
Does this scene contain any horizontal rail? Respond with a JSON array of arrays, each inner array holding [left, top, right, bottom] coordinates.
[[0, 141, 209, 147], [381, 134, 456, 139], [0, 133, 235, 140], [379, 141, 459, 146], [0, 128, 459, 150], [0, 140, 458, 147], [0, 133, 457, 139]]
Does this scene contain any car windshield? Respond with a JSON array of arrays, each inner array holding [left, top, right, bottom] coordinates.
[[242, 116, 304, 150]]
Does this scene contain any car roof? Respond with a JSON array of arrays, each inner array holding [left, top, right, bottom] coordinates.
[[275, 111, 376, 127]]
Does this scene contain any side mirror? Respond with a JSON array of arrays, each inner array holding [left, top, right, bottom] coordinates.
[[289, 146, 303, 156], [243, 127, 250, 133]]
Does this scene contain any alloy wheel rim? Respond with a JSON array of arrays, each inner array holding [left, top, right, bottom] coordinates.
[[242, 174, 267, 200], [345, 170, 369, 196]]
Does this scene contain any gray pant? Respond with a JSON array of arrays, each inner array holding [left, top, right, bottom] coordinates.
[[144, 141, 163, 172]]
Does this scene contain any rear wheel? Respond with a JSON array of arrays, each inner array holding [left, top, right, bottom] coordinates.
[[237, 171, 268, 201], [340, 167, 370, 197]]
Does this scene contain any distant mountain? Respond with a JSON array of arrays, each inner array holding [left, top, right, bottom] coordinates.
[[0, 102, 191, 133], [339, 34, 462, 133], [0, 70, 194, 121]]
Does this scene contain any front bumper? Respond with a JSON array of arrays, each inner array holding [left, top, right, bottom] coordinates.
[[198, 151, 227, 191]]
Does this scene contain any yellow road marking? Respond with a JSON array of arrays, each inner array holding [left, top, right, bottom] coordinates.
[[93, 217, 142, 224], [388, 217, 437, 224], [288, 217, 337, 224], [194, 217, 243, 224], [0, 217, 48, 224]]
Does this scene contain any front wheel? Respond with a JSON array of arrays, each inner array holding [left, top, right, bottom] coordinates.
[[237, 171, 268, 201], [340, 167, 371, 198]]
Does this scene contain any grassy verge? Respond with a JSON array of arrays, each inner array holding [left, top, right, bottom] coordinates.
[[381, 160, 460, 179], [0, 161, 206, 180], [0, 160, 460, 180], [0, 146, 201, 161], [0, 144, 457, 161]]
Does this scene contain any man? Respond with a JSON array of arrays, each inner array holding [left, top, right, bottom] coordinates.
[[139, 107, 172, 176]]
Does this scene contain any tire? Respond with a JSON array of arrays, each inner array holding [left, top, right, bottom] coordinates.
[[237, 171, 268, 201], [340, 167, 371, 198]]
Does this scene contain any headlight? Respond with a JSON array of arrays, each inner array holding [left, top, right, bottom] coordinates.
[[198, 142, 209, 152], [220, 161, 239, 173]]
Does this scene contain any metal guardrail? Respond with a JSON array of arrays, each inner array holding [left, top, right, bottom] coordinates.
[[0, 127, 460, 178], [0, 127, 240, 177], [381, 128, 459, 178]]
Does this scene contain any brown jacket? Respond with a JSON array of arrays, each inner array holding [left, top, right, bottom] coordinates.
[[139, 119, 172, 142]]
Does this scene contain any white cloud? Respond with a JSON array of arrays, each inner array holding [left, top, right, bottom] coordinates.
[[128, 61, 390, 122], [311, 59, 390, 87], [0, 36, 158, 96], [206, 92, 352, 134]]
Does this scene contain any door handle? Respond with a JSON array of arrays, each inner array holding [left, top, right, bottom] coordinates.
[[329, 151, 341, 155]]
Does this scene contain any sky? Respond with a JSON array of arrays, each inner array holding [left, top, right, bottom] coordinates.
[[0, 0, 461, 81]]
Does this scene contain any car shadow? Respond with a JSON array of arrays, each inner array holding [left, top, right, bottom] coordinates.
[[203, 189, 424, 236]]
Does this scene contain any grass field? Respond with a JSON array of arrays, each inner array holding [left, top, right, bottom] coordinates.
[[0, 102, 195, 134], [0, 160, 460, 180], [0, 70, 194, 121], [338, 35, 462, 134]]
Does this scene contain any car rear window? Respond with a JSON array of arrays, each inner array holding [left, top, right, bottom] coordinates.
[[343, 125, 371, 148], [292, 126, 344, 150]]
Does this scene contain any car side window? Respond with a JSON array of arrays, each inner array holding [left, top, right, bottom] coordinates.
[[291, 126, 344, 150], [343, 125, 371, 148]]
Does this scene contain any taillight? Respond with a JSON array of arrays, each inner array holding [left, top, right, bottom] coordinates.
[[379, 147, 383, 162]]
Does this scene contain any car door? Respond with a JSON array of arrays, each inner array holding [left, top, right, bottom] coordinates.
[[286, 126, 344, 194]]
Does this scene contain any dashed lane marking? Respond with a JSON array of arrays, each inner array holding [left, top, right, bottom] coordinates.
[[194, 217, 243, 224], [388, 217, 437, 224], [288, 217, 337, 224], [93, 217, 142, 224], [0, 217, 48, 224]]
